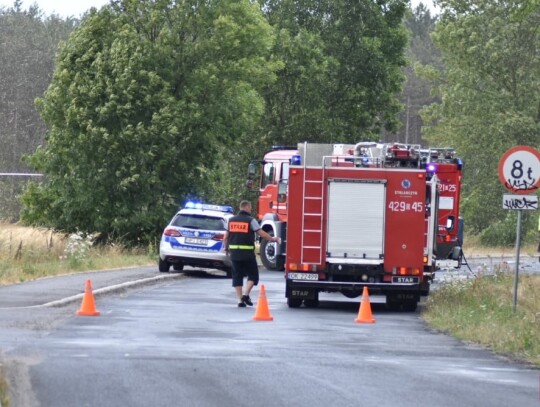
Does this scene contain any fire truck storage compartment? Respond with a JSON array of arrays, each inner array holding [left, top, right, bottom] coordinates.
[[327, 179, 385, 259]]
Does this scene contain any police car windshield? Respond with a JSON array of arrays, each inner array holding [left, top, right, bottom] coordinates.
[[172, 214, 226, 230]]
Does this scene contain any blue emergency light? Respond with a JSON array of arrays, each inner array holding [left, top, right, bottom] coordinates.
[[427, 163, 437, 173], [291, 154, 302, 165], [184, 201, 233, 213], [183, 201, 197, 209]]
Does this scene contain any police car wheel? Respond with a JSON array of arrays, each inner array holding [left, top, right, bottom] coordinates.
[[158, 258, 171, 272]]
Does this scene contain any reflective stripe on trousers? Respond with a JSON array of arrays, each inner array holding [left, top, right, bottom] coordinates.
[[229, 245, 254, 249]]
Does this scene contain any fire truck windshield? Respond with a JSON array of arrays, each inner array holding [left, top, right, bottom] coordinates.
[[261, 162, 275, 188]]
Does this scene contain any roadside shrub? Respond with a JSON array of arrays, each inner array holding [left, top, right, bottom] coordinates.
[[478, 211, 537, 246]]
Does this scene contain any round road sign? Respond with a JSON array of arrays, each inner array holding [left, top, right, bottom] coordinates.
[[498, 146, 540, 194]]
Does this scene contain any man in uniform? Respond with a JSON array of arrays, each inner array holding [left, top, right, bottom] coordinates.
[[224, 200, 280, 307]]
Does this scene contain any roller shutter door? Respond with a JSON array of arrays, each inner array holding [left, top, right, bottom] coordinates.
[[327, 180, 385, 259]]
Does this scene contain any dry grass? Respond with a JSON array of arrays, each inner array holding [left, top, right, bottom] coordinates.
[[0, 223, 155, 286], [423, 266, 540, 367], [462, 235, 538, 258], [0, 223, 67, 259]]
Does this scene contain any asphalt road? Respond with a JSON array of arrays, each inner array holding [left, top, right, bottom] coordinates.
[[0, 255, 538, 406]]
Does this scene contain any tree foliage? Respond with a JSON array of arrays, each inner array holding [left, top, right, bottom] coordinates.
[[391, 4, 441, 145], [18, 0, 414, 244], [258, 0, 409, 145], [421, 0, 540, 243], [22, 0, 279, 243]]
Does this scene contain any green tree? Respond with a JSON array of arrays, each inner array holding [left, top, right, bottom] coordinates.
[[22, 0, 279, 243], [421, 0, 540, 244], [391, 4, 440, 146], [258, 0, 409, 146]]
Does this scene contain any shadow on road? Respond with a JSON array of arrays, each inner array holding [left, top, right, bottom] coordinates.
[[180, 269, 228, 279]]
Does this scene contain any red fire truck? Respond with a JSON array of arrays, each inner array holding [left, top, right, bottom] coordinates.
[[248, 142, 464, 276], [421, 148, 464, 268], [247, 142, 465, 310]]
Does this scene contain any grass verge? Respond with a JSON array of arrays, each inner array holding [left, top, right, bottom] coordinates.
[[0, 250, 155, 286], [0, 223, 155, 286], [422, 267, 540, 367], [0, 368, 8, 407]]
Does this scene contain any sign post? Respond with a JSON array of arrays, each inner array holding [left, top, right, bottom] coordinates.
[[498, 146, 540, 311]]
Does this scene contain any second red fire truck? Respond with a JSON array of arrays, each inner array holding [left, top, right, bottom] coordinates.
[[247, 141, 464, 311]]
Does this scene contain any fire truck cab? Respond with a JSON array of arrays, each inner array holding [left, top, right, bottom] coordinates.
[[247, 146, 296, 271]]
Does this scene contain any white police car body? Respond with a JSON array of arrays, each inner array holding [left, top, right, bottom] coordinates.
[[159, 202, 233, 276]]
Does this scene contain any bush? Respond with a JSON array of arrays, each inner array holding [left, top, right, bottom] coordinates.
[[478, 210, 538, 246]]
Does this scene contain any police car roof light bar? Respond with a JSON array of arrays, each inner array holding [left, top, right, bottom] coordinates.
[[184, 201, 233, 213]]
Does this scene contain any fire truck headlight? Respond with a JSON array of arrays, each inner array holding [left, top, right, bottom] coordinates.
[[361, 274, 368, 282]]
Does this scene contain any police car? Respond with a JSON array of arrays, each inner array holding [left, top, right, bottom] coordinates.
[[159, 202, 234, 276]]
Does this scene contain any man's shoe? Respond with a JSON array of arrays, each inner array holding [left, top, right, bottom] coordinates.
[[242, 295, 253, 306], [237, 301, 247, 307]]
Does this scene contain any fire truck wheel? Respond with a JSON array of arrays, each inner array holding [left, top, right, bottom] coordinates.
[[260, 237, 285, 271], [159, 258, 171, 273], [304, 299, 320, 308], [287, 298, 303, 308], [386, 295, 418, 312], [402, 301, 418, 312]]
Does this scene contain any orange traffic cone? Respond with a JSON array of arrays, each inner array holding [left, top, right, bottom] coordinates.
[[252, 284, 273, 321], [76, 279, 100, 316], [354, 286, 375, 323]]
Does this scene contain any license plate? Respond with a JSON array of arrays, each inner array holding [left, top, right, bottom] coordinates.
[[184, 237, 208, 245], [288, 272, 319, 281], [392, 276, 419, 284]]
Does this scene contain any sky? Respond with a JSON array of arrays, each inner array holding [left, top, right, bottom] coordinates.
[[0, 0, 439, 18], [0, 0, 110, 17]]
